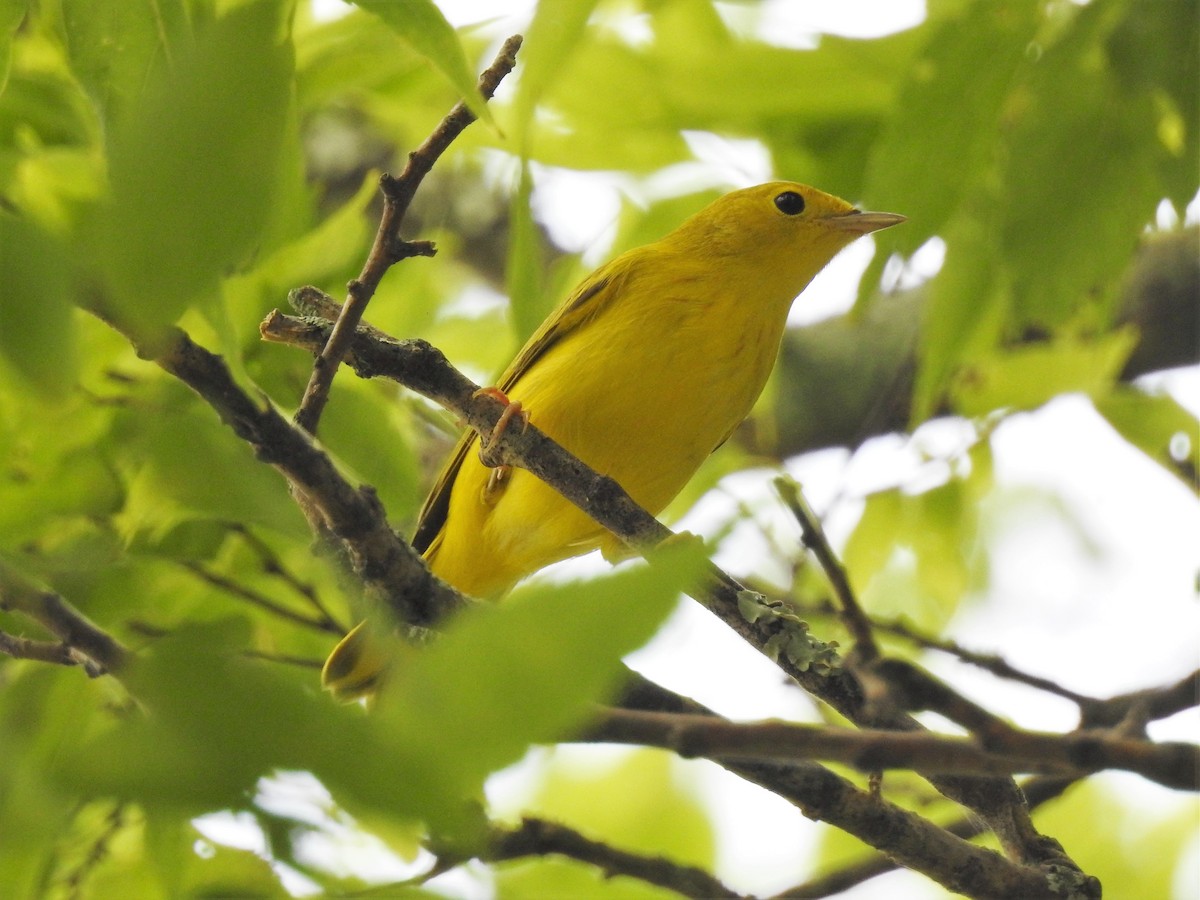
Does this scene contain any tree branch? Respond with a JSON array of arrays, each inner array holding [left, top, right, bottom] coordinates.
[[294, 34, 523, 434], [0, 560, 130, 676], [616, 674, 1091, 900], [774, 475, 878, 659], [105, 320, 472, 632], [586, 706, 1198, 790], [489, 817, 746, 900]]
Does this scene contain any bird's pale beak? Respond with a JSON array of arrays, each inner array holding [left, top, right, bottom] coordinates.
[[825, 210, 906, 235]]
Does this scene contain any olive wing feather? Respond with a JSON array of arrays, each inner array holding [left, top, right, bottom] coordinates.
[[411, 268, 619, 554]]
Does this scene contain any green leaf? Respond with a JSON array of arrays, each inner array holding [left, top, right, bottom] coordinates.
[[52, 549, 697, 843], [113, 381, 306, 541], [0, 447, 123, 544], [60, 0, 192, 130], [998, 2, 1162, 328], [844, 488, 903, 598], [949, 328, 1138, 418], [351, 0, 491, 123], [223, 171, 378, 349], [0, 669, 102, 900], [0, 0, 24, 97], [911, 215, 1009, 424], [92, 0, 294, 336], [505, 162, 546, 343], [0, 215, 77, 396], [509, 10, 908, 174], [1095, 386, 1200, 493], [527, 749, 715, 871], [1103, 0, 1200, 209], [370, 544, 703, 830], [320, 379, 424, 520], [1033, 782, 1196, 900], [846, 446, 991, 631], [512, 0, 599, 141], [864, 0, 1041, 254]]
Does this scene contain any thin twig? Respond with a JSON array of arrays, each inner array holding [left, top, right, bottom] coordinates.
[[293, 34, 523, 435], [240, 649, 325, 669], [0, 629, 79, 668], [840, 603, 1097, 707], [774, 475, 879, 659], [180, 560, 342, 634], [63, 802, 126, 900], [230, 523, 345, 630]]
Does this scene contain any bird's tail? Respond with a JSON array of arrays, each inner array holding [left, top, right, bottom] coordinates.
[[321, 622, 389, 701]]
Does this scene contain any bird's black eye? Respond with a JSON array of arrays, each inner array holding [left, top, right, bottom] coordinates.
[[774, 190, 806, 216]]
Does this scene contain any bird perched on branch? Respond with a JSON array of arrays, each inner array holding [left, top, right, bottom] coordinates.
[[323, 181, 903, 699]]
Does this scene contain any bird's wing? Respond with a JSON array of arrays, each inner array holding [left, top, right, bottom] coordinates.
[[411, 260, 629, 555]]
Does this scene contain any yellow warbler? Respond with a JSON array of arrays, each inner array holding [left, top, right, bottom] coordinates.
[[323, 181, 903, 697]]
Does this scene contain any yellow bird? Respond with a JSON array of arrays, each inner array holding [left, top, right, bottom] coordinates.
[[323, 181, 903, 698]]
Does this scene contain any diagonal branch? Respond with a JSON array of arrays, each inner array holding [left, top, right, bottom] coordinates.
[[773, 774, 1082, 898], [110, 320, 472, 632], [294, 34, 523, 434], [774, 475, 878, 659], [0, 560, 130, 676], [259, 298, 1095, 888]]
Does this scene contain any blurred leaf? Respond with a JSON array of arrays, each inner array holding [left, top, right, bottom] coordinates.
[[352, 0, 491, 123], [113, 381, 306, 542], [293, 6, 441, 121], [506, 163, 546, 342], [0, 447, 122, 544], [1103, 0, 1200, 209], [0, 0, 24, 96], [527, 749, 715, 871], [0, 215, 76, 395], [949, 328, 1138, 417], [179, 830, 286, 899], [1034, 782, 1196, 900], [370, 542, 704, 836], [60, 0, 192, 129], [512, 0, 599, 140], [844, 488, 903, 597], [911, 215, 1009, 424], [225, 173, 378, 333], [53, 549, 697, 844], [516, 10, 908, 173], [864, 0, 1041, 255], [92, 0, 294, 336], [0, 668, 100, 899], [847, 445, 991, 631], [999, 1, 1162, 328], [320, 379, 424, 519], [1095, 386, 1200, 493]]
